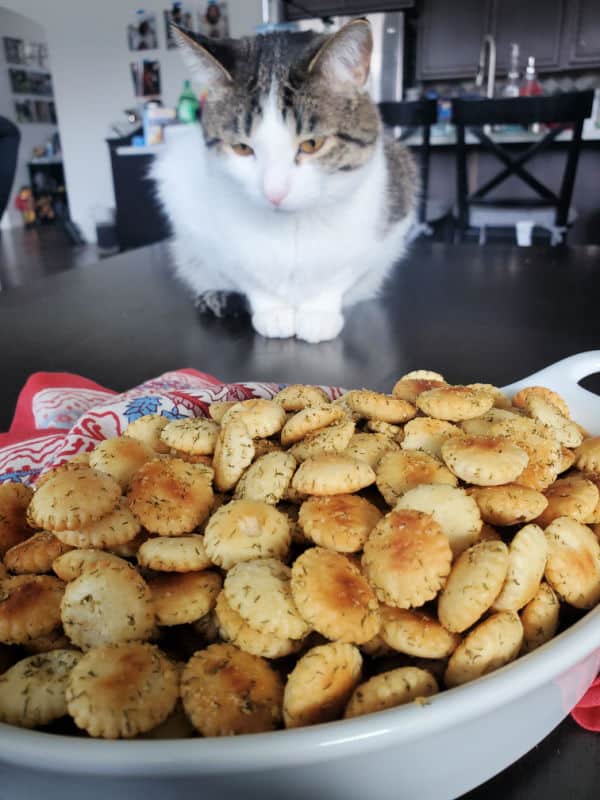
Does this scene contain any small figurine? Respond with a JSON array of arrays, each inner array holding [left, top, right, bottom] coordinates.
[[14, 186, 36, 227], [36, 194, 55, 222]]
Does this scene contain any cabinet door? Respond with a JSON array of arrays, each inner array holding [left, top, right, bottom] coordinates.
[[283, 1, 414, 21], [417, 0, 492, 80], [492, 0, 564, 73], [562, 0, 600, 67]]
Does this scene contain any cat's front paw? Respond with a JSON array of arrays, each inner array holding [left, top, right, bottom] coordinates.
[[252, 307, 296, 339], [295, 310, 344, 343]]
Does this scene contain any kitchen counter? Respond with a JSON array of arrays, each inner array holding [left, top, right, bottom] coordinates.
[[113, 120, 600, 156], [403, 121, 600, 147], [115, 143, 164, 156]]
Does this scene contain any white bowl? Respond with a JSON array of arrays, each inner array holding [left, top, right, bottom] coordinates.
[[1, 352, 600, 800]]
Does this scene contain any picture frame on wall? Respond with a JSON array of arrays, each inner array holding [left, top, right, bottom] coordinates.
[[164, 3, 194, 48], [23, 41, 49, 69], [29, 71, 53, 96], [14, 99, 34, 124], [9, 68, 30, 94], [3, 36, 25, 65], [34, 100, 52, 123], [8, 69, 53, 96], [198, 1, 229, 39], [127, 11, 158, 51], [130, 60, 161, 98]]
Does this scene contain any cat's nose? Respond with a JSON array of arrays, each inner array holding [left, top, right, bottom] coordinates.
[[265, 188, 288, 207], [263, 172, 290, 207]]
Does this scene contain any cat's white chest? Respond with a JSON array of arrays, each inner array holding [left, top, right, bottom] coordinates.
[[159, 135, 388, 301], [218, 197, 382, 298], [153, 124, 413, 334]]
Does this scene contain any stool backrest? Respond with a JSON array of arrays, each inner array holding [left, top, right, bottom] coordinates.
[[379, 99, 438, 128], [379, 99, 438, 226], [451, 90, 594, 234], [452, 91, 593, 127]]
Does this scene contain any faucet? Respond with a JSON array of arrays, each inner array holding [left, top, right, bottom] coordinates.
[[475, 35, 496, 99]]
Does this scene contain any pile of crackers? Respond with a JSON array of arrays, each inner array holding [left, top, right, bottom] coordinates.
[[0, 371, 599, 739]]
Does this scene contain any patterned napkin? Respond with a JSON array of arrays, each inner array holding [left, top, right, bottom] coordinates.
[[0, 370, 597, 731], [0, 370, 286, 485]]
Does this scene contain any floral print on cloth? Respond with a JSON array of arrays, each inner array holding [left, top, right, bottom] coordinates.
[[0, 369, 294, 486]]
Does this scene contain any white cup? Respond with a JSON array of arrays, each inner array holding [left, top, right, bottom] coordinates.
[[516, 220, 534, 246]]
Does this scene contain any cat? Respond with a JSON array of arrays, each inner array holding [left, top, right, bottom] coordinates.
[[152, 19, 417, 344]]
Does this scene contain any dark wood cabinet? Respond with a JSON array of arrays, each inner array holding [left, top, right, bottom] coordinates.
[[283, 0, 600, 76], [107, 137, 170, 252], [492, 0, 564, 72], [282, 1, 414, 21], [416, 0, 491, 80], [561, 0, 600, 67], [417, 0, 600, 81]]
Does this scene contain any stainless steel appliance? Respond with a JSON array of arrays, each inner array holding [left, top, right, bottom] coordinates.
[[293, 12, 405, 103]]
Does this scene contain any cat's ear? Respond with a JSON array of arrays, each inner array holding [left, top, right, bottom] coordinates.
[[308, 19, 373, 92], [171, 24, 233, 92]]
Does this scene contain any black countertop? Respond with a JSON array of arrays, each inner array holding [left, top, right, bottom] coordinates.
[[0, 240, 598, 799], [1, 240, 600, 432]]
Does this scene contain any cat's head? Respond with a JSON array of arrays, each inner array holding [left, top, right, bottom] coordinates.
[[172, 20, 380, 212]]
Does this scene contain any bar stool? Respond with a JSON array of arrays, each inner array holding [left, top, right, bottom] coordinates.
[[451, 90, 594, 245], [379, 99, 446, 238]]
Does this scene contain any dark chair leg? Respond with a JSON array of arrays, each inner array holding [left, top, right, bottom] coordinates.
[[454, 222, 466, 244], [444, 214, 457, 243]]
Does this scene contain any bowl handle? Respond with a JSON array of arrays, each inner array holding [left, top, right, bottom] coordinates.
[[501, 351, 600, 435]]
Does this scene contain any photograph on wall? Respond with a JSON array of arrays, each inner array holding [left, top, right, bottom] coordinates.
[[33, 100, 53, 123], [9, 68, 30, 94], [23, 41, 49, 69], [164, 3, 194, 48], [130, 59, 161, 97], [14, 99, 34, 124], [3, 36, 25, 65], [127, 10, 158, 51], [29, 71, 53, 96], [198, 1, 229, 39]]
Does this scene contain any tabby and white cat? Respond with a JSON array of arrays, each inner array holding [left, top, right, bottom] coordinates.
[[153, 19, 416, 343]]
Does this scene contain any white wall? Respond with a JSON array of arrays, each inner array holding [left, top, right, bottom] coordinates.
[[0, 0, 262, 241], [0, 7, 58, 229]]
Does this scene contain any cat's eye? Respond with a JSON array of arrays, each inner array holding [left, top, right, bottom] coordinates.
[[298, 137, 326, 155], [231, 143, 254, 157]]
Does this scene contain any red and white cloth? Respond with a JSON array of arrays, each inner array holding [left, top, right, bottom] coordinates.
[[0, 370, 289, 485], [571, 677, 600, 730], [0, 370, 597, 731]]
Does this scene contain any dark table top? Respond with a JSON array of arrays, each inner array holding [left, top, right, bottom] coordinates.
[[1, 240, 600, 430], [0, 240, 598, 799]]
